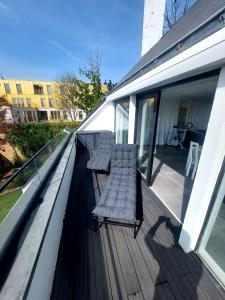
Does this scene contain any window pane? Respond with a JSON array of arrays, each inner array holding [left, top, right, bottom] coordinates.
[[136, 97, 156, 178], [40, 98, 46, 108], [47, 85, 52, 95], [115, 98, 129, 144], [37, 111, 48, 121], [60, 85, 65, 95], [199, 169, 225, 286], [33, 85, 44, 95], [16, 84, 22, 94], [48, 99, 53, 108], [27, 111, 33, 122], [4, 83, 11, 94], [26, 98, 31, 107]]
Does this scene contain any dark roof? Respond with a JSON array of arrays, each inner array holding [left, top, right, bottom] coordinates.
[[112, 0, 225, 93]]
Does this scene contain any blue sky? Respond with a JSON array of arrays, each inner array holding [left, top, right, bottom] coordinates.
[[0, 0, 144, 83]]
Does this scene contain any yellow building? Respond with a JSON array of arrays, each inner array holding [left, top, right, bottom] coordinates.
[[0, 79, 86, 123]]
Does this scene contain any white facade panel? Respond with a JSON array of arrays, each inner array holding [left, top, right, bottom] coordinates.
[[78, 101, 115, 132]]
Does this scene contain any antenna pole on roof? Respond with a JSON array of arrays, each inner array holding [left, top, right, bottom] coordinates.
[[141, 0, 166, 57]]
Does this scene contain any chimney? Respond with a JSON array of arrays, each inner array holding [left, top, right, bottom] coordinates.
[[141, 0, 166, 57]]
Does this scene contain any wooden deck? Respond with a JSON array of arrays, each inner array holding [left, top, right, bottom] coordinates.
[[51, 143, 225, 300]]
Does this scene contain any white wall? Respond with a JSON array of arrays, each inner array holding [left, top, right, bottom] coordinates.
[[78, 101, 115, 132], [179, 66, 225, 252]]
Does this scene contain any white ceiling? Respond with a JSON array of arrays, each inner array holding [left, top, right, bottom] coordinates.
[[161, 76, 218, 102]]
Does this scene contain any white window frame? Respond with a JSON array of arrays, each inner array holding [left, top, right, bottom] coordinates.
[[179, 66, 225, 252]]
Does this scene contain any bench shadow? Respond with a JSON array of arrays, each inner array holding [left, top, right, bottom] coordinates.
[[144, 215, 204, 299]]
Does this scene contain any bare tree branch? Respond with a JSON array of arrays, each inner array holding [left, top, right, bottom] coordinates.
[[164, 0, 193, 34]]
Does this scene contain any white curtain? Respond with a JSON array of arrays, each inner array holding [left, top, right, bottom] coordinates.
[[187, 100, 212, 130], [115, 104, 129, 144], [156, 98, 180, 145]]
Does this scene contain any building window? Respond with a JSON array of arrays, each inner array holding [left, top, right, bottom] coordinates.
[[27, 111, 33, 122], [56, 111, 60, 119], [33, 84, 44, 95], [20, 98, 25, 107], [26, 98, 32, 107], [12, 97, 17, 106], [23, 111, 27, 123], [115, 98, 130, 144], [37, 111, 48, 121], [4, 83, 11, 94], [60, 85, 65, 95], [48, 98, 53, 108], [40, 98, 46, 108], [63, 111, 67, 120], [50, 111, 54, 120], [47, 85, 52, 95], [16, 84, 22, 94], [79, 111, 83, 120]]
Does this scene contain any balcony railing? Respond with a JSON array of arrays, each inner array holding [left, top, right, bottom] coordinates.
[[0, 129, 71, 261]]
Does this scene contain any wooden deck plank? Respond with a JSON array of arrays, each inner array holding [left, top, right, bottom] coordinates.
[[112, 226, 141, 297], [92, 229, 112, 300], [103, 225, 128, 300], [141, 217, 191, 300], [123, 227, 156, 300], [87, 230, 97, 300], [135, 225, 166, 285], [127, 291, 145, 300], [154, 282, 176, 300]]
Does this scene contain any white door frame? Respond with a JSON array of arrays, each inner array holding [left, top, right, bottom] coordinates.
[[179, 66, 225, 252]]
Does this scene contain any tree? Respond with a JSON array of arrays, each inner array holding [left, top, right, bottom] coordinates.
[[164, 0, 193, 33], [55, 74, 78, 121], [76, 51, 105, 114], [106, 80, 117, 92]]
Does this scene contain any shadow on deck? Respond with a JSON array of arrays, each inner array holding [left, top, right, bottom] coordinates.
[[51, 142, 225, 300]]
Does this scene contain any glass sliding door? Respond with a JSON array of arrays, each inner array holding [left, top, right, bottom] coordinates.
[[198, 166, 225, 286], [135, 94, 160, 182], [115, 98, 129, 144]]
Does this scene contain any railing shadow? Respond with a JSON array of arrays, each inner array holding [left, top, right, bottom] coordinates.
[[51, 137, 111, 300]]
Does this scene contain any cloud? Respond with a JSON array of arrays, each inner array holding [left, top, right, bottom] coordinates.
[[0, 1, 16, 18], [49, 40, 80, 63]]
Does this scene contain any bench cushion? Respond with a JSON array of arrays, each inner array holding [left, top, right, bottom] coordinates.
[[87, 132, 115, 171], [93, 144, 137, 220], [87, 151, 111, 171]]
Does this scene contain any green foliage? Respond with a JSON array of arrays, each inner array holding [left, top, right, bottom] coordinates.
[[9, 121, 80, 158]]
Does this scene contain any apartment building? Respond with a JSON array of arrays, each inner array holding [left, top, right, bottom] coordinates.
[[0, 79, 86, 123]]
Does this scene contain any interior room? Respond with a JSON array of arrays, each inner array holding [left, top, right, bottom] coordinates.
[[151, 75, 219, 222]]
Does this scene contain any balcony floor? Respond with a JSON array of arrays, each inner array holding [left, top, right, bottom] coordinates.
[[51, 144, 225, 300]]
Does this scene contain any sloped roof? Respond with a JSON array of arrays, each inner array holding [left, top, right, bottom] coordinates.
[[112, 0, 225, 92]]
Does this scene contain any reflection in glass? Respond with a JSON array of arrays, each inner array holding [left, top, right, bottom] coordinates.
[[0, 130, 69, 223], [136, 97, 155, 178], [199, 170, 225, 286], [115, 98, 129, 144]]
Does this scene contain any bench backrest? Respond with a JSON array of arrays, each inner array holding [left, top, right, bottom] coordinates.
[[98, 132, 115, 152], [111, 144, 137, 169]]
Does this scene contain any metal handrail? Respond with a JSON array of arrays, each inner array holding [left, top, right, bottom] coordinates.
[[0, 130, 69, 193]]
